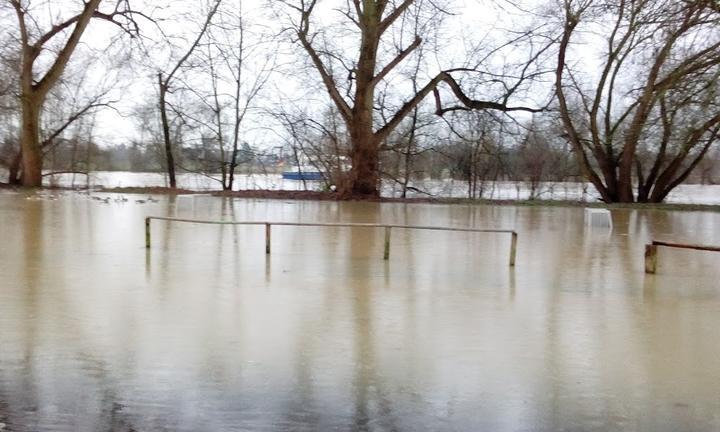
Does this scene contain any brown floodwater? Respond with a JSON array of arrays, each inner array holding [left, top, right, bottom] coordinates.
[[1, 191, 719, 431]]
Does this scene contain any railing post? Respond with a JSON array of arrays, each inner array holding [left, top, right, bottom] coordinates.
[[265, 223, 271, 255], [509, 231, 518, 267], [383, 226, 391, 260], [142, 218, 521, 267], [644, 244, 657, 274]]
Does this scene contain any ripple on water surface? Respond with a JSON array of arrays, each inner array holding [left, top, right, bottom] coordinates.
[[0, 192, 719, 431]]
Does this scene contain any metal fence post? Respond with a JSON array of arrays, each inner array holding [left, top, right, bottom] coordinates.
[[266, 223, 271, 255], [383, 226, 391, 260], [644, 244, 657, 274], [509, 231, 518, 267], [145, 217, 151, 249]]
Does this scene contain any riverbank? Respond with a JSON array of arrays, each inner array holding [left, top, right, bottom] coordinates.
[[7, 171, 720, 205], [92, 186, 720, 212], [4, 184, 719, 212], [217, 189, 720, 212]]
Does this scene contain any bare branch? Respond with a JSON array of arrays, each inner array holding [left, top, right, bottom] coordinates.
[[295, 2, 352, 122], [370, 35, 421, 87], [379, 0, 414, 35]]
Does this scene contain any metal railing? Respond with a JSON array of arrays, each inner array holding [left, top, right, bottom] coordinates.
[[145, 216, 519, 266], [644, 240, 720, 274]]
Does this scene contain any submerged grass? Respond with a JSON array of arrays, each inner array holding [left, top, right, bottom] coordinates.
[[3, 184, 719, 212], [214, 189, 720, 213]]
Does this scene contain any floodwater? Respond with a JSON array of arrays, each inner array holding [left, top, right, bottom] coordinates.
[[40, 170, 720, 204], [1, 191, 719, 432]]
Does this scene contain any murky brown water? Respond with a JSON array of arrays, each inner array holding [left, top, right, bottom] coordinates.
[[1, 191, 719, 431]]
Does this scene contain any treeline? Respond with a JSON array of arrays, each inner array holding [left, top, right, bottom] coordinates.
[[2, 114, 717, 197], [0, 139, 266, 174], [0, 0, 718, 202]]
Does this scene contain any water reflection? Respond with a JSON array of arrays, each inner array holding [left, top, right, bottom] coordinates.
[[39, 170, 720, 204], [1, 193, 719, 431]]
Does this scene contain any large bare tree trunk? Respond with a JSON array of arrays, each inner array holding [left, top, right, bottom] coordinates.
[[349, 10, 381, 196], [20, 96, 42, 186], [349, 125, 380, 196]]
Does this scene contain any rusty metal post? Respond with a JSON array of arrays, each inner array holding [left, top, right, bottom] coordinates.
[[509, 231, 518, 267], [383, 226, 391, 260], [644, 244, 657, 274], [265, 223, 271, 255]]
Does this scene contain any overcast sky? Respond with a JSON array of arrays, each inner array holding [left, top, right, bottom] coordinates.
[[3, 0, 564, 148]]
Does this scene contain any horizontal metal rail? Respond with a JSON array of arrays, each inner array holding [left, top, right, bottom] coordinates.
[[145, 216, 518, 266], [645, 240, 720, 274]]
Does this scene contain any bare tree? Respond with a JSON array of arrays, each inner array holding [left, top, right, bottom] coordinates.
[[44, 111, 99, 187], [377, 15, 438, 198], [513, 118, 575, 199], [269, 103, 349, 190], [696, 147, 719, 184], [131, 99, 170, 172], [381, 107, 437, 197], [279, 0, 547, 198], [6, 0, 146, 187], [0, 31, 20, 183], [179, 0, 274, 190], [441, 111, 510, 199], [555, 0, 720, 202], [157, 0, 222, 189]]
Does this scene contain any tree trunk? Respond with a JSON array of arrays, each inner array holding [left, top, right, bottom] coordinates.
[[8, 150, 22, 185], [158, 74, 177, 189], [401, 147, 411, 199], [20, 97, 43, 187], [227, 146, 238, 191], [616, 163, 635, 202], [348, 125, 379, 197]]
